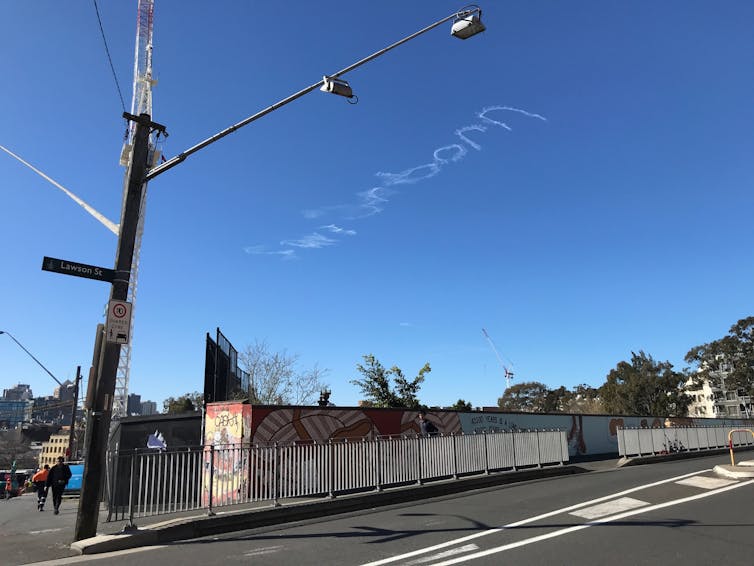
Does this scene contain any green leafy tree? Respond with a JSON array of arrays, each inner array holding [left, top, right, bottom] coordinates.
[[599, 351, 690, 417], [449, 399, 472, 411], [497, 381, 551, 412], [350, 354, 430, 408], [543, 386, 571, 413], [163, 392, 202, 414], [685, 316, 754, 396], [561, 384, 603, 414]]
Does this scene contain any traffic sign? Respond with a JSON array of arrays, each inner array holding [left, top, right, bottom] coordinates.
[[106, 300, 132, 344], [42, 256, 116, 283]]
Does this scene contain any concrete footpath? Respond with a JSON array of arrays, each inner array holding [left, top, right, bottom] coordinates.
[[73, 463, 599, 555]]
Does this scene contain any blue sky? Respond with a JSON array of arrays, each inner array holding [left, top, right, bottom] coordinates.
[[2, 1, 753, 409]]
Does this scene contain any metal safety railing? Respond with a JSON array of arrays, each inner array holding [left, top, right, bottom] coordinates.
[[106, 429, 568, 524], [617, 426, 754, 458], [726, 429, 754, 466]]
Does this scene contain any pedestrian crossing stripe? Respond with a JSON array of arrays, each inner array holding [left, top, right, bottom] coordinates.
[[569, 497, 649, 519], [676, 476, 737, 490]]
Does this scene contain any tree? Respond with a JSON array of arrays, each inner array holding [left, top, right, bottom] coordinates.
[[685, 316, 754, 396], [350, 354, 430, 408], [0, 430, 37, 469], [449, 399, 472, 411], [561, 384, 603, 414], [497, 381, 551, 412], [599, 351, 691, 417], [240, 340, 328, 405], [163, 392, 202, 414]]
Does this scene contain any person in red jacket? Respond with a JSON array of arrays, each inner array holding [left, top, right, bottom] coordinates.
[[32, 465, 50, 511]]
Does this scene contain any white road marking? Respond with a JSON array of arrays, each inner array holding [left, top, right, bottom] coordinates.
[[19, 545, 166, 565], [405, 544, 479, 565], [429, 479, 754, 565], [676, 476, 736, 490], [361, 469, 707, 566], [28, 528, 64, 534], [569, 497, 648, 519], [244, 545, 284, 557]]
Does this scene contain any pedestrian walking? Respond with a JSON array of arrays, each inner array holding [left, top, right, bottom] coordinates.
[[418, 410, 439, 436], [46, 457, 71, 515], [32, 465, 50, 511], [4, 476, 11, 500]]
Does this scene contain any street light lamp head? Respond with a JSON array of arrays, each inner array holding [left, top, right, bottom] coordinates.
[[320, 76, 355, 98], [451, 6, 486, 40]]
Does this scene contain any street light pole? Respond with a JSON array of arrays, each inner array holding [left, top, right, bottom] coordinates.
[[67, 366, 81, 459], [75, 112, 160, 541], [145, 5, 485, 182], [74, 5, 485, 541]]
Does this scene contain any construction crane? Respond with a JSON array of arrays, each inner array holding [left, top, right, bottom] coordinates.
[[111, 0, 162, 419], [0, 0, 161, 418], [481, 328, 514, 391]]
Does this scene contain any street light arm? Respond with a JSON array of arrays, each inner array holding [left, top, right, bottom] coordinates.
[[0, 330, 64, 387], [145, 6, 480, 182]]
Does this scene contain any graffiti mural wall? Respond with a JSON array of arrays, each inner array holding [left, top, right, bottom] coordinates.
[[206, 402, 754, 458]]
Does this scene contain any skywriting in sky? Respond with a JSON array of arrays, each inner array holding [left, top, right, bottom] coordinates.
[[244, 105, 547, 258]]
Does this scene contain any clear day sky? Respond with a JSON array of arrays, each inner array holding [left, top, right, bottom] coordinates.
[[1, 1, 753, 409]]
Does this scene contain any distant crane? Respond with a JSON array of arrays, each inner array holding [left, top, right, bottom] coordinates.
[[111, 0, 162, 418], [481, 328, 514, 391]]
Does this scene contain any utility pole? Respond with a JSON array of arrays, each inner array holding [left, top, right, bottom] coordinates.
[[75, 112, 164, 541], [67, 366, 81, 459]]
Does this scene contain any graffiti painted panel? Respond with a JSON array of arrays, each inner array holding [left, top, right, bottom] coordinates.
[[203, 402, 251, 505]]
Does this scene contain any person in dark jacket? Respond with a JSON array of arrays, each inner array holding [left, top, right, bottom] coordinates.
[[418, 410, 439, 436], [46, 457, 72, 515]]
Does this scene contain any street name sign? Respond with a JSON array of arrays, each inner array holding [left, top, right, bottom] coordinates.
[[42, 256, 116, 283], [106, 300, 132, 344]]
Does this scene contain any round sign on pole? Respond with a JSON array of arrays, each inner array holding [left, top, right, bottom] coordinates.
[[112, 303, 128, 318]]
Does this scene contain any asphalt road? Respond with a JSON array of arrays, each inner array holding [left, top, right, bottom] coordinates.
[[18, 453, 754, 565], [0, 492, 80, 564]]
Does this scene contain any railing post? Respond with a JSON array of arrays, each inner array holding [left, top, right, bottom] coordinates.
[[558, 428, 566, 465], [273, 443, 280, 507], [617, 427, 625, 457], [328, 439, 335, 499], [125, 450, 138, 531], [375, 437, 383, 492], [511, 430, 517, 471], [535, 430, 542, 468], [416, 434, 423, 485], [637, 428, 642, 456], [105, 444, 118, 522], [207, 445, 215, 516], [452, 433, 458, 479], [483, 430, 489, 475]]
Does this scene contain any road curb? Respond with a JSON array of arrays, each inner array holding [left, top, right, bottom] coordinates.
[[72, 464, 585, 555]]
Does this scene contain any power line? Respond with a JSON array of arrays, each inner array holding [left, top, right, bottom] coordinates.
[[92, 0, 127, 114]]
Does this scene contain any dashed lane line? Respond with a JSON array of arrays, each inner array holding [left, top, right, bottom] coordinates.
[[404, 544, 479, 565]]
